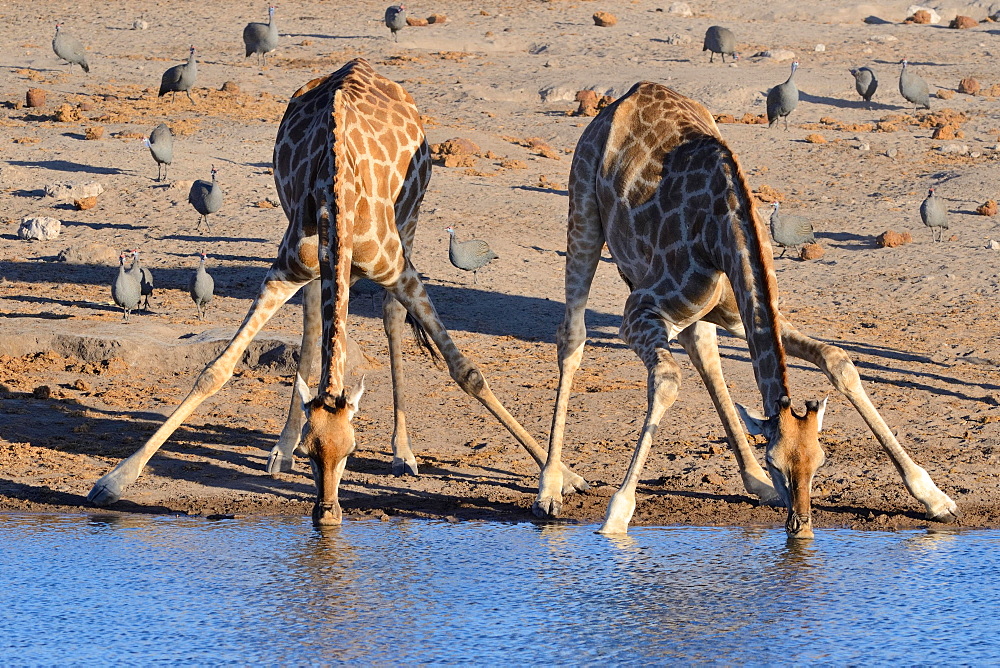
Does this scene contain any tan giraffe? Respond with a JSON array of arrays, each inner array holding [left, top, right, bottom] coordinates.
[[87, 59, 587, 523], [532, 82, 958, 538]]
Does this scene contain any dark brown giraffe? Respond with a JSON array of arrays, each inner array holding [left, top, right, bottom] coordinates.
[[532, 81, 957, 538], [88, 59, 587, 523]]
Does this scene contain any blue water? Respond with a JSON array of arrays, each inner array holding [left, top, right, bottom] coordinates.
[[1, 514, 998, 665]]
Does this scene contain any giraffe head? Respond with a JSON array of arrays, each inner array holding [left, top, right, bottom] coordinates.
[[295, 374, 366, 526], [737, 396, 827, 539]]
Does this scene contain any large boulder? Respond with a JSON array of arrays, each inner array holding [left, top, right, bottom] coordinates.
[[17, 216, 62, 241]]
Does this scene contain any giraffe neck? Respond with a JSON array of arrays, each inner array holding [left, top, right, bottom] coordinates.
[[708, 144, 790, 413]]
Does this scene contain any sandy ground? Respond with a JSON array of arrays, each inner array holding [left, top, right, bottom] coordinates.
[[3, 0, 1000, 533]]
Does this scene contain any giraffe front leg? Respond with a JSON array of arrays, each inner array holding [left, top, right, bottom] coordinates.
[[383, 292, 418, 476], [268, 279, 322, 474], [678, 321, 779, 505], [781, 320, 959, 522], [90, 274, 309, 505]]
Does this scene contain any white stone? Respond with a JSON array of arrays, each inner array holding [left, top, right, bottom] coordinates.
[[44, 181, 104, 201], [857, 142, 871, 151], [18, 216, 62, 241], [131, 19, 148, 30], [869, 34, 898, 43], [815, 44, 826, 52], [987, 239, 1000, 250], [938, 144, 969, 155], [666, 2, 693, 17], [759, 49, 796, 62], [665, 33, 692, 45], [906, 5, 941, 23]]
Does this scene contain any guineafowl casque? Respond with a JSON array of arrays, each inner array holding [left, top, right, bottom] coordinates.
[[189, 252, 215, 320], [385, 5, 406, 41], [445, 226, 498, 284], [703, 26, 738, 64], [52, 23, 90, 73], [128, 249, 154, 311], [188, 166, 223, 233], [112, 252, 141, 321], [767, 61, 799, 130], [159, 46, 198, 104], [920, 187, 948, 242], [769, 202, 815, 257], [899, 59, 930, 110], [243, 6, 279, 66], [144, 123, 173, 182], [850, 66, 878, 107]]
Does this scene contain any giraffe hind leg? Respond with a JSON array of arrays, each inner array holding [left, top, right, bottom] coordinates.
[[88, 270, 311, 506]]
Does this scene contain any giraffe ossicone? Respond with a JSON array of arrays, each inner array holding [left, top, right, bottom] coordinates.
[[87, 59, 587, 523], [533, 81, 958, 538]]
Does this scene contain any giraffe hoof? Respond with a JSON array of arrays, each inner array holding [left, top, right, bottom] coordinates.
[[561, 468, 591, 494], [391, 458, 419, 476], [87, 480, 123, 507], [927, 506, 960, 524], [532, 497, 562, 519], [266, 450, 295, 474]]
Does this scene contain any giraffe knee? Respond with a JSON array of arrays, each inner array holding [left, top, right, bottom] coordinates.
[[193, 365, 229, 396], [453, 366, 486, 395], [825, 346, 861, 392]]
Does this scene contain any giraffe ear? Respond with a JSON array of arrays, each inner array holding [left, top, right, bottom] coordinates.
[[815, 397, 828, 431], [295, 373, 313, 410], [345, 375, 366, 418], [735, 402, 771, 437]]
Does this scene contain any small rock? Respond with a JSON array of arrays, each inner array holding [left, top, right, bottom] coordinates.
[[950, 15, 977, 29], [869, 34, 898, 43], [703, 472, 725, 485], [665, 33, 692, 45], [666, 2, 693, 17], [220, 81, 240, 95], [405, 16, 428, 26], [876, 230, 912, 248], [938, 143, 969, 155], [987, 239, 1000, 250], [908, 9, 932, 23], [885, 148, 898, 158], [936, 88, 955, 100], [800, 243, 825, 260], [805, 133, 827, 144], [17, 216, 62, 241], [441, 155, 477, 168], [906, 5, 940, 23], [78, 101, 94, 112], [427, 13, 447, 24], [57, 241, 119, 265], [74, 196, 98, 210], [958, 77, 980, 95], [25, 88, 46, 108], [33, 385, 52, 400], [857, 142, 871, 151], [44, 181, 105, 201], [931, 124, 963, 140], [758, 49, 796, 62], [593, 11, 617, 27], [84, 126, 104, 141], [977, 200, 998, 216], [815, 44, 826, 52], [432, 137, 479, 155], [132, 18, 148, 30], [73, 379, 91, 391], [54, 104, 82, 122]]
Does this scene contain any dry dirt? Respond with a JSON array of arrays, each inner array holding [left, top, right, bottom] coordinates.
[[3, 0, 1000, 533]]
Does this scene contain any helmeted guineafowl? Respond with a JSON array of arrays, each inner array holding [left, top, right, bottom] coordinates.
[[128, 249, 154, 311], [112, 252, 141, 321], [769, 202, 815, 257], [244, 6, 279, 66], [920, 187, 948, 242], [767, 61, 799, 130], [159, 46, 198, 104], [445, 226, 498, 284], [189, 252, 215, 320], [385, 5, 406, 42], [899, 59, 930, 110], [144, 123, 173, 181], [703, 26, 738, 64], [189, 166, 223, 233], [850, 66, 878, 107], [52, 23, 89, 73]]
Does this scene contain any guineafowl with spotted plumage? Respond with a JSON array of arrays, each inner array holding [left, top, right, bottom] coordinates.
[[767, 61, 799, 130], [703, 26, 738, 64], [188, 166, 223, 233], [159, 46, 198, 104], [446, 226, 498, 284], [769, 202, 815, 257], [920, 187, 948, 242], [144, 123, 173, 182], [243, 6, 279, 66], [112, 252, 141, 321], [385, 5, 406, 41], [52, 23, 90, 73], [189, 252, 215, 319]]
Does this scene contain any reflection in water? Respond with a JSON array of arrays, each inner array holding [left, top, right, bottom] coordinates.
[[1, 514, 999, 663]]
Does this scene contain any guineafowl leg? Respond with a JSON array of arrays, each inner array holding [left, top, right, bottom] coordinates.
[[88, 273, 311, 506], [677, 321, 780, 504], [186, 90, 196, 105], [383, 290, 419, 476], [779, 317, 959, 523], [598, 303, 683, 535], [268, 279, 322, 474], [533, 206, 604, 519], [387, 266, 589, 495]]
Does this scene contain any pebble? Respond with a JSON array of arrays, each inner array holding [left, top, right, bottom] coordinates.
[[815, 44, 826, 52], [856, 142, 871, 151], [906, 4, 941, 23]]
